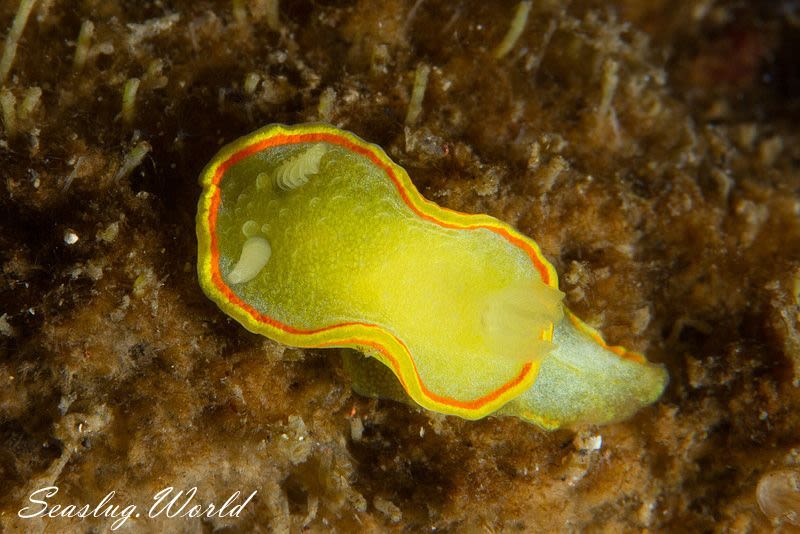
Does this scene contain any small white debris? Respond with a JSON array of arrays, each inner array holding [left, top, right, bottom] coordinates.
[[536, 155, 567, 193], [317, 87, 336, 122], [18, 86, 42, 124], [0, 313, 15, 337], [0, 88, 17, 137], [243, 72, 261, 95], [114, 141, 151, 182], [121, 77, 141, 125], [64, 229, 79, 245], [350, 416, 364, 442], [405, 63, 430, 126], [598, 59, 620, 118], [757, 468, 800, 526], [373, 496, 402, 524], [574, 431, 602, 452], [96, 222, 120, 243], [73, 20, 94, 72], [585, 434, 602, 451], [127, 13, 181, 49]]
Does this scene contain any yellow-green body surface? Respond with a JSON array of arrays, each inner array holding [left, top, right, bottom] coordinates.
[[196, 123, 667, 428]]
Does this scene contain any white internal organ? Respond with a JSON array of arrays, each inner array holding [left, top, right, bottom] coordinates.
[[274, 143, 327, 191], [481, 279, 564, 364], [227, 236, 271, 284]]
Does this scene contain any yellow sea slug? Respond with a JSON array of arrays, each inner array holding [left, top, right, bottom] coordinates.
[[196, 123, 667, 428]]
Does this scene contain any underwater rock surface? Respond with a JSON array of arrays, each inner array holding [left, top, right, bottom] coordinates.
[[1, 0, 799, 531]]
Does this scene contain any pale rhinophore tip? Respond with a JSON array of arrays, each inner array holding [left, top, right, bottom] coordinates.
[[481, 279, 564, 363], [227, 236, 271, 284], [275, 143, 327, 191]]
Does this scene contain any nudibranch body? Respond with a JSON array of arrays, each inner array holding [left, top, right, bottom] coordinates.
[[197, 123, 667, 428]]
